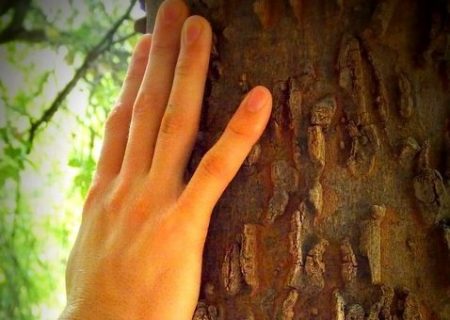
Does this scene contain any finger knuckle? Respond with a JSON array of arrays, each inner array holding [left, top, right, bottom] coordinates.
[[105, 103, 129, 131], [125, 67, 145, 83], [132, 96, 152, 116], [105, 101, 131, 132], [132, 88, 169, 117], [83, 178, 104, 212], [103, 193, 122, 215], [132, 48, 149, 66], [200, 152, 227, 181], [174, 59, 192, 79], [228, 121, 256, 141], [159, 108, 185, 136], [151, 40, 176, 57], [102, 177, 129, 213]]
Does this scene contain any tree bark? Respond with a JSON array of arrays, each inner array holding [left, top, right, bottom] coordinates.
[[147, 0, 450, 318]]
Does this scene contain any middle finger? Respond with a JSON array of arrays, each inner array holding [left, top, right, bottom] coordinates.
[[149, 16, 212, 190], [121, 0, 189, 178]]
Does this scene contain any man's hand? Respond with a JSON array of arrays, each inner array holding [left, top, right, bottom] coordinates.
[[60, 0, 272, 319]]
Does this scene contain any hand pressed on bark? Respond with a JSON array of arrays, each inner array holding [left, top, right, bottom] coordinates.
[[60, 0, 272, 319]]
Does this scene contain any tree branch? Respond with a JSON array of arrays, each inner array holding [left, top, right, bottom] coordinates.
[[112, 32, 138, 46], [0, 27, 47, 44], [0, 1, 15, 16], [0, 0, 42, 45], [26, 0, 138, 154]]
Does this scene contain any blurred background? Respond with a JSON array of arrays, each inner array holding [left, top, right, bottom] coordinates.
[[0, 0, 144, 318]]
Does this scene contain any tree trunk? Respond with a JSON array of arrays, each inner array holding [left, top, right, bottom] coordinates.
[[147, 0, 450, 318]]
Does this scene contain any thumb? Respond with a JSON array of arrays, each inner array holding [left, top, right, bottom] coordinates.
[[176, 86, 272, 233]]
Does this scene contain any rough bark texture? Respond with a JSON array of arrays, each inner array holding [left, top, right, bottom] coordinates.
[[146, 0, 450, 318]]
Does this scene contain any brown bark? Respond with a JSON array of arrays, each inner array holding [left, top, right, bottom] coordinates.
[[147, 0, 450, 318]]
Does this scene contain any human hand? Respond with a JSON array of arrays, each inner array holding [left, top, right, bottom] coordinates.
[[60, 0, 272, 319]]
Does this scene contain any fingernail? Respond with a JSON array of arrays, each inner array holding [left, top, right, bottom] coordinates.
[[184, 18, 203, 45], [163, 0, 181, 23], [245, 87, 269, 112]]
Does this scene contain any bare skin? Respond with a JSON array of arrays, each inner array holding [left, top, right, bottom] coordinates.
[[60, 0, 272, 319]]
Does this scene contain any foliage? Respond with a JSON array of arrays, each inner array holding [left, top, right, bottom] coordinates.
[[0, 0, 142, 318]]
